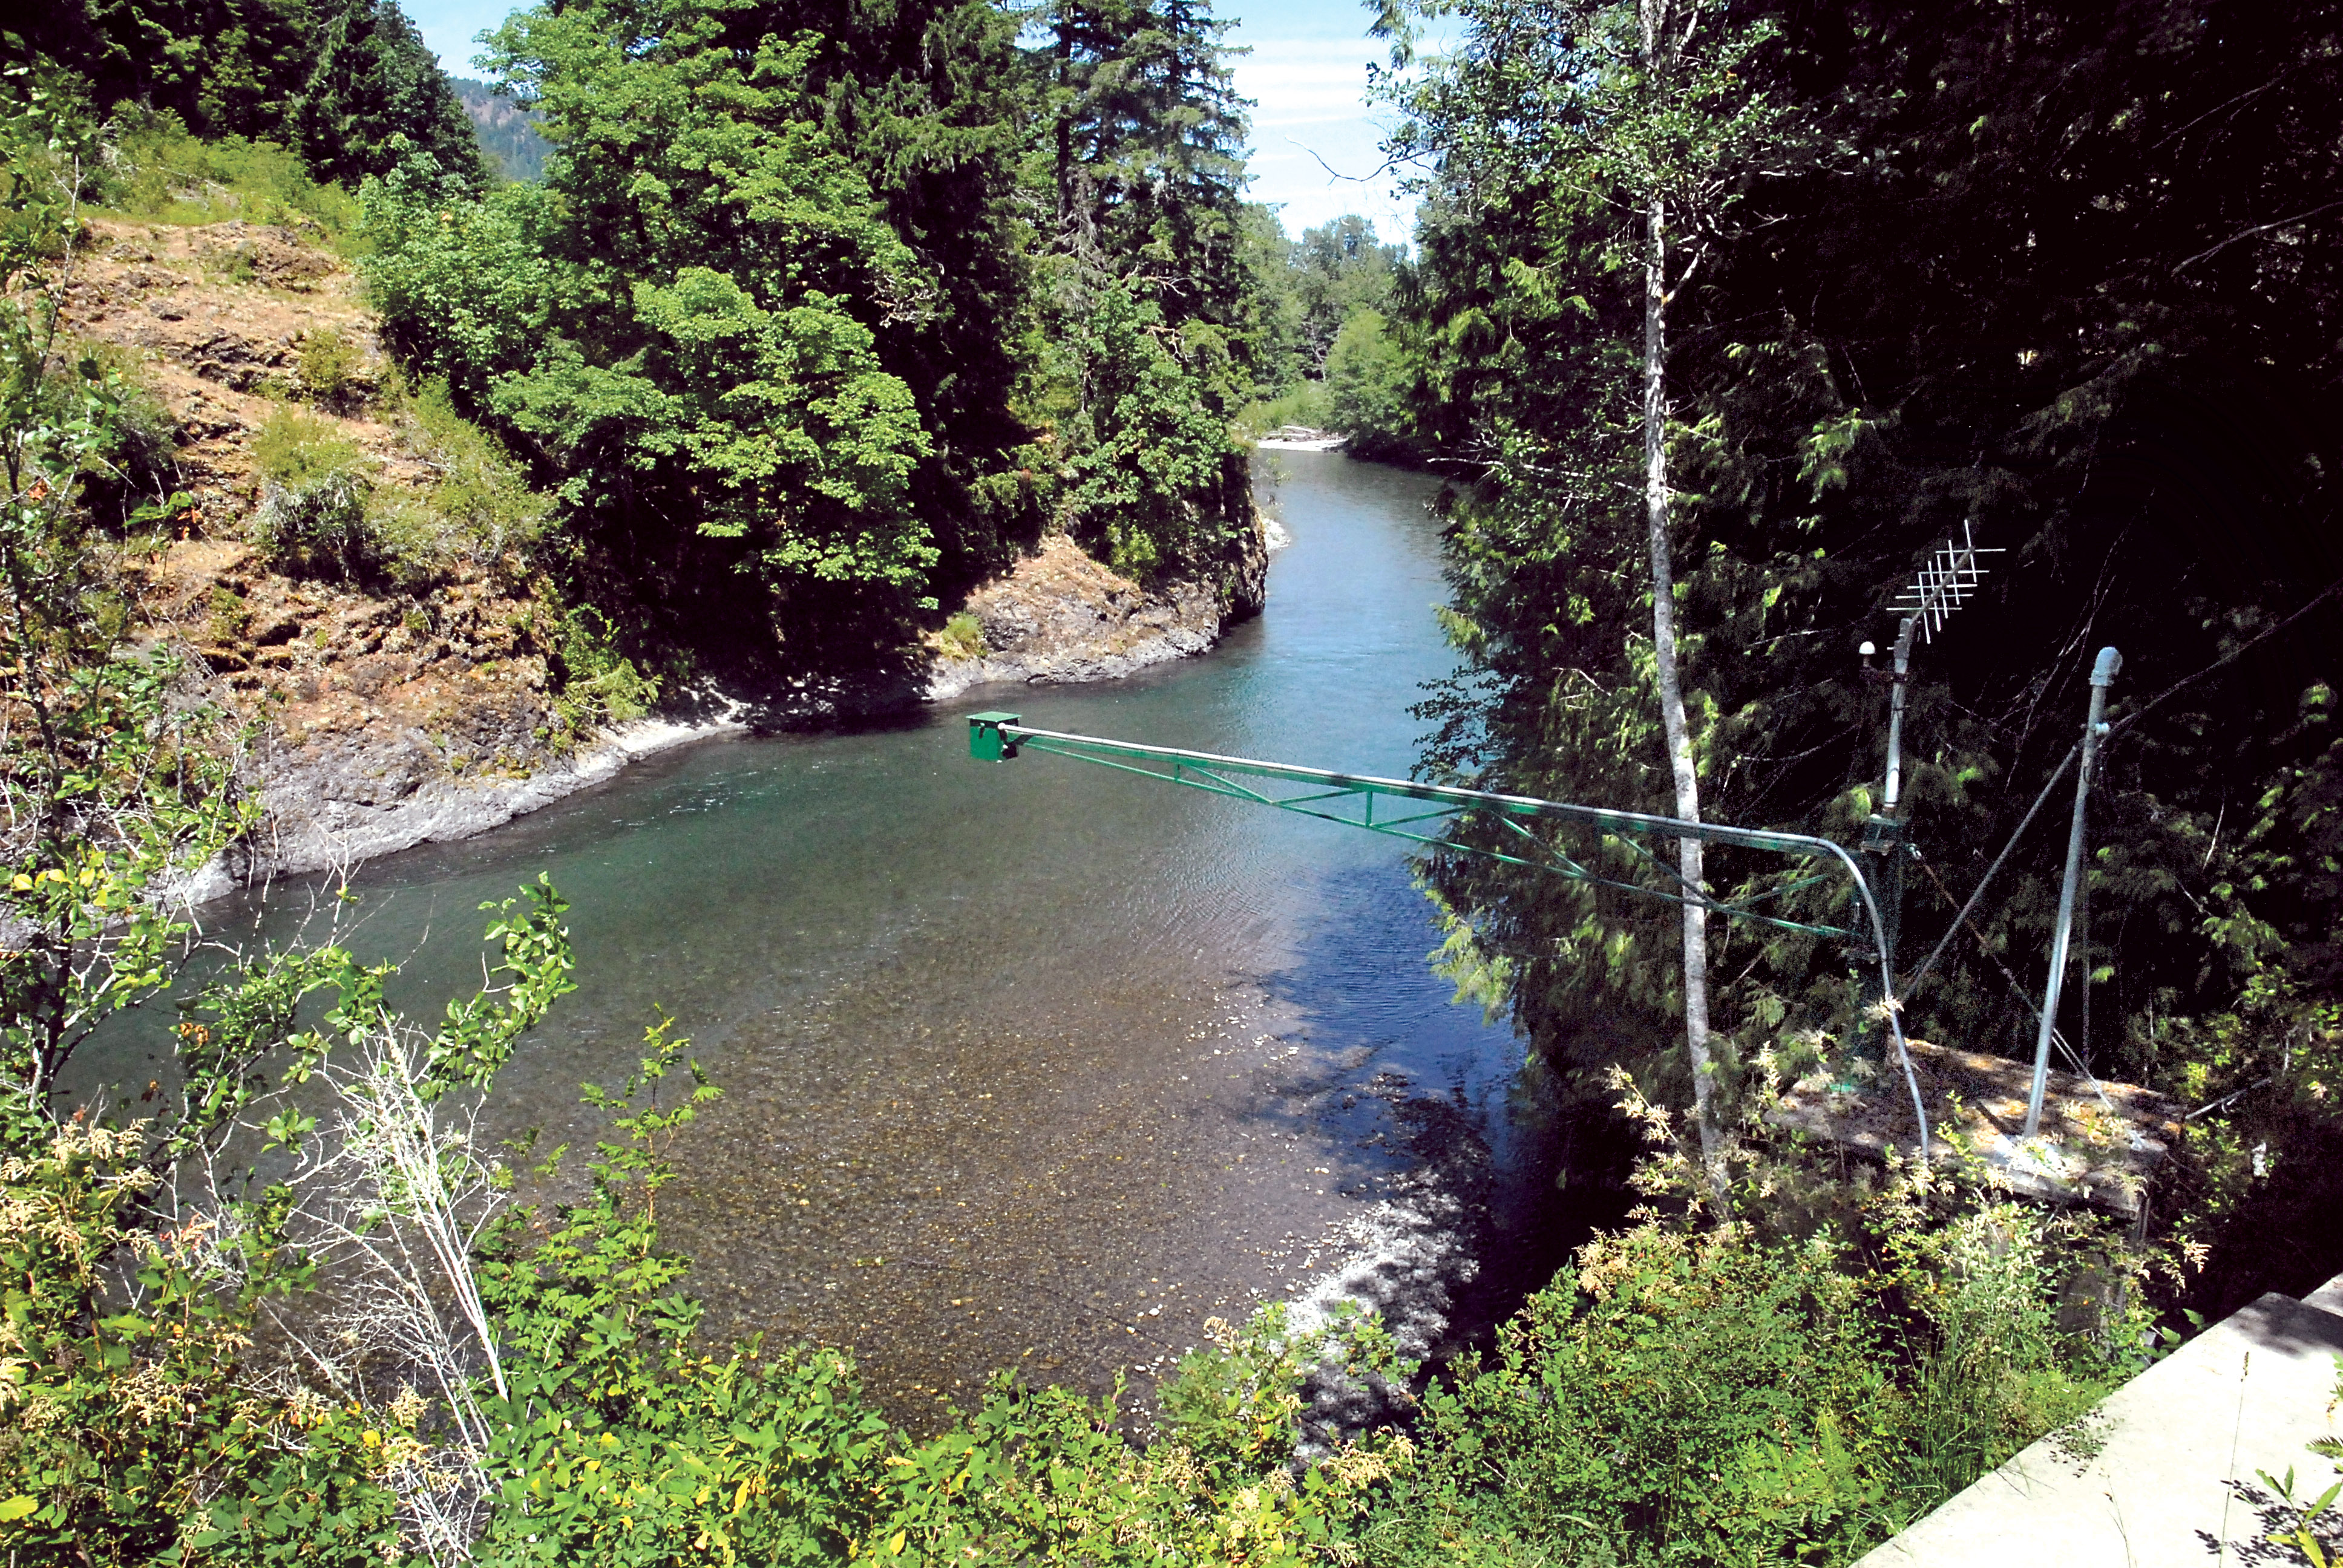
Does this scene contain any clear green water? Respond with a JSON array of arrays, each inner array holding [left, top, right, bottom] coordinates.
[[131, 451, 1588, 1426]]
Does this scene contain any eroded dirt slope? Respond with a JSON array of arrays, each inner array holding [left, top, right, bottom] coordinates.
[[58, 218, 580, 874]]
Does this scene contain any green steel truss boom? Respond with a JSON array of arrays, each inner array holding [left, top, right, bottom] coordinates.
[[963, 711, 1933, 1161], [969, 714, 1865, 941]]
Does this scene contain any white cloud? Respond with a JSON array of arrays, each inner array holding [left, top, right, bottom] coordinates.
[[1229, 32, 1415, 237], [408, 1, 1430, 240]]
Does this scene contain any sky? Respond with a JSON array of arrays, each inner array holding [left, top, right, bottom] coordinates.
[[402, 0, 1424, 242]]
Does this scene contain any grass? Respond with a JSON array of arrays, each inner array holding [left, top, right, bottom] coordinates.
[[245, 383, 555, 590], [97, 113, 359, 244], [936, 610, 988, 659], [297, 329, 363, 408], [252, 403, 365, 489]]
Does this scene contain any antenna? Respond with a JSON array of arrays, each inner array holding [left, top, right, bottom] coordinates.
[[1849, 523, 2000, 1076], [1890, 520, 2004, 642]]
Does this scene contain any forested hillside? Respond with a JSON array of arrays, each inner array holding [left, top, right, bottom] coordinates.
[[1378, 0, 2342, 1310], [448, 79, 548, 182], [2, 1, 2339, 1564], [5, 0, 487, 187]]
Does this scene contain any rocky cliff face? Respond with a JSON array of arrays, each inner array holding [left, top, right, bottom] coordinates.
[[55, 217, 1270, 885], [925, 510, 1268, 702]]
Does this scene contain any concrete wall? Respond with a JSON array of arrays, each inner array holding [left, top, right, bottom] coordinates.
[[1859, 1272, 2343, 1568]]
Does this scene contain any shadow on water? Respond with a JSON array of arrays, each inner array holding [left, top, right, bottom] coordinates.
[[1246, 859, 1640, 1374], [74, 451, 1633, 1432]]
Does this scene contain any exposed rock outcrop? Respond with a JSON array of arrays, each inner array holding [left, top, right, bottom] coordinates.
[[925, 529, 1265, 702]]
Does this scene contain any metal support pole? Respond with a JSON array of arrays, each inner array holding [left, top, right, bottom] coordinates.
[[2025, 647, 2122, 1138], [967, 711, 1938, 1165], [1882, 616, 1916, 814], [1856, 815, 1907, 1067], [1853, 617, 1917, 1067]]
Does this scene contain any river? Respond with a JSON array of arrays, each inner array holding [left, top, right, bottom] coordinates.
[[145, 449, 1608, 1429]]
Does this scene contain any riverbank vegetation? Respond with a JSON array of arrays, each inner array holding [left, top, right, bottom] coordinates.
[[1378, 0, 2343, 1320], [2, 0, 2338, 1563]]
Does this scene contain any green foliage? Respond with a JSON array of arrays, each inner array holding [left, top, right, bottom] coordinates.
[[3, 0, 317, 147], [363, 13, 946, 610], [548, 605, 657, 742], [370, 377, 553, 587], [1361, 1224, 1890, 1565], [1028, 0, 1271, 582], [362, 0, 1061, 630], [1060, 275, 1249, 581], [2265, 1358, 2343, 1565], [252, 402, 361, 488], [352, 0, 1278, 648], [1331, 1067, 2138, 1567], [1236, 381, 1331, 440], [1, 104, 234, 1149], [1381, 0, 2343, 1227], [471, 1021, 899, 1566], [8, 0, 487, 196], [251, 461, 374, 580], [1322, 310, 1411, 451], [0, 1120, 406, 1566], [297, 327, 361, 407], [1235, 211, 1418, 452], [101, 113, 359, 235], [876, 1310, 1410, 1564], [0, 874, 583, 1561], [624, 261, 935, 590], [291, 0, 488, 192], [67, 347, 182, 536], [0, 74, 86, 267], [1287, 215, 1405, 377], [249, 390, 554, 587], [936, 609, 987, 660], [2258, 1462, 2342, 1568], [249, 400, 377, 578]]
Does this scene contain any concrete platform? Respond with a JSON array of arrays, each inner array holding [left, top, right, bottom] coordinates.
[[1857, 1275, 2343, 1567], [1766, 1040, 2183, 1217]]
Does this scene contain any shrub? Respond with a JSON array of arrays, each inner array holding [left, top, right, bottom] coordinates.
[[252, 402, 363, 488], [403, 378, 550, 567], [1323, 310, 1408, 438], [252, 468, 374, 579], [936, 609, 987, 659], [0, 1122, 405, 1564], [297, 327, 364, 409], [549, 606, 658, 740], [247, 389, 555, 589], [36, 343, 184, 537], [1354, 1224, 1894, 1566], [249, 403, 393, 580]]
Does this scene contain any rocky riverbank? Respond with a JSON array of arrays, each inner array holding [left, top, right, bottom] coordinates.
[[924, 532, 1267, 702], [53, 217, 1273, 888], [219, 524, 1271, 883]]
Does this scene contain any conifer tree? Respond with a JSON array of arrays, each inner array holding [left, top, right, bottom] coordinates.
[[294, 0, 488, 189]]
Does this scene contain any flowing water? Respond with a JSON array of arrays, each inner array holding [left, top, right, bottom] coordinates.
[[118, 449, 1605, 1428]]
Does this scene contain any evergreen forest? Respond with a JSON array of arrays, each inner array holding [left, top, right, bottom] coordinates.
[[0, 0, 2338, 1564]]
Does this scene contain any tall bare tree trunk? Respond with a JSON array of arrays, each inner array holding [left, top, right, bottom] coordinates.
[[1639, 5, 1728, 1204]]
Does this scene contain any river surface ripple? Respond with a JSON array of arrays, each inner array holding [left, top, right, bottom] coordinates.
[[161, 451, 1592, 1429]]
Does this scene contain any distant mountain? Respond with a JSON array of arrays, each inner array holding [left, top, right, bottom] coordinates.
[[450, 78, 549, 183]]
